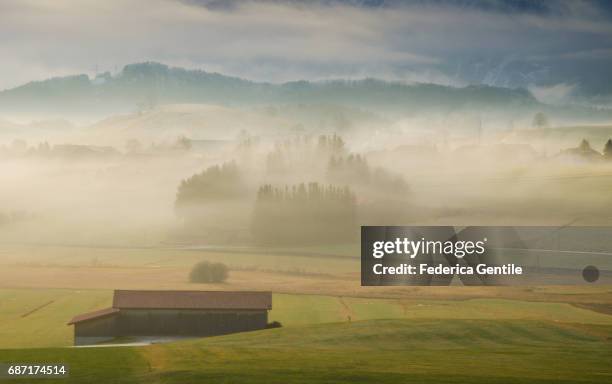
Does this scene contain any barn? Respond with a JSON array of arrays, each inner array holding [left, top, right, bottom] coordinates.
[[68, 290, 272, 345]]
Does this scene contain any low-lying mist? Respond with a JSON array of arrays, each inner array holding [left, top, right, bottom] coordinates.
[[1, 103, 612, 248]]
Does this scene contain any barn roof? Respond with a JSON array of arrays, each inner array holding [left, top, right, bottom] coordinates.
[[113, 290, 272, 310], [67, 307, 119, 325], [68, 290, 272, 325]]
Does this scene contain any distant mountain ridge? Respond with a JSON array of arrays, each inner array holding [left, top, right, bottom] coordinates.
[[0, 62, 608, 121]]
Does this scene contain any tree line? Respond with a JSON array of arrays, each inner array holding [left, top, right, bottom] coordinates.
[[252, 182, 357, 245], [175, 161, 245, 210]]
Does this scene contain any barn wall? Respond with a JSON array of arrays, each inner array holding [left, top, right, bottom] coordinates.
[[74, 314, 118, 345], [74, 314, 117, 337], [116, 309, 268, 337], [72, 309, 268, 345]]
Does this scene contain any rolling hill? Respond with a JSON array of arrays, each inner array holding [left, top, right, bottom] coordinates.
[[0, 62, 578, 120], [0, 319, 610, 383]]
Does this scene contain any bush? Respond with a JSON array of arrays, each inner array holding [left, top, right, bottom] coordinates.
[[189, 261, 228, 283], [266, 321, 282, 329]]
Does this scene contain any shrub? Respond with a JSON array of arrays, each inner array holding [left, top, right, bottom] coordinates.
[[266, 321, 282, 329], [189, 261, 228, 283]]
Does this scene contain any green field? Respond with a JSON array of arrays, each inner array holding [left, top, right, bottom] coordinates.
[[0, 245, 611, 383], [1, 288, 612, 349], [1, 319, 610, 383]]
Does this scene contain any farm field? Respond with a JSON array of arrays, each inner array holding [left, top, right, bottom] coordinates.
[[1, 288, 612, 349], [0, 244, 359, 272], [0, 319, 610, 383], [0, 245, 610, 383], [1, 244, 611, 301]]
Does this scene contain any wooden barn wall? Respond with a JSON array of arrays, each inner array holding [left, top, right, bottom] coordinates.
[[75, 309, 268, 338], [73, 309, 268, 339], [74, 315, 117, 337], [115, 309, 268, 336]]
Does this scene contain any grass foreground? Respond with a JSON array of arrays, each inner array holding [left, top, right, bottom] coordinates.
[[0, 319, 611, 384]]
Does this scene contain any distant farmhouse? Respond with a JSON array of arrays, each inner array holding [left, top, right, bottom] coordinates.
[[68, 290, 272, 345]]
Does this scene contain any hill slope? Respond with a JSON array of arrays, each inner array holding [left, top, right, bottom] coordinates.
[[1, 319, 610, 383], [0, 62, 545, 118]]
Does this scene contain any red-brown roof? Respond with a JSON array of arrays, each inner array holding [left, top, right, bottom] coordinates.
[[113, 290, 272, 310], [68, 291, 272, 325], [67, 307, 119, 325]]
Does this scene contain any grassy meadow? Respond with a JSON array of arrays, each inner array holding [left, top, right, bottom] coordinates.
[[0, 319, 610, 383], [3, 287, 612, 349], [0, 245, 610, 383]]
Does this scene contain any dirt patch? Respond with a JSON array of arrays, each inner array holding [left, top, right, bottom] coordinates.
[[21, 300, 54, 318], [572, 303, 612, 316], [338, 296, 355, 321], [140, 344, 171, 373]]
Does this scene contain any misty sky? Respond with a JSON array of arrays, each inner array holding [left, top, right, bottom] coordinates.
[[1, 0, 612, 103]]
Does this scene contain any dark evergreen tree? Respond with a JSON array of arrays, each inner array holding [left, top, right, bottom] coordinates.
[[604, 139, 612, 158], [327, 153, 408, 194], [265, 134, 346, 176], [175, 161, 245, 210], [252, 182, 357, 245], [579, 138, 592, 153], [532, 112, 549, 129]]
